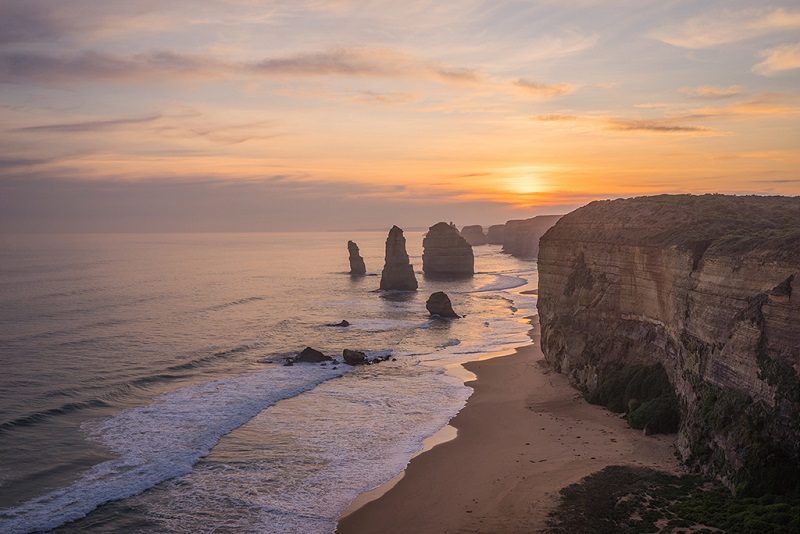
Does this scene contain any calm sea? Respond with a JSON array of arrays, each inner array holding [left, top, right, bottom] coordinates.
[[0, 231, 537, 533]]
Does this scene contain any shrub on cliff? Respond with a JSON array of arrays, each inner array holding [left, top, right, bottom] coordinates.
[[587, 364, 680, 434]]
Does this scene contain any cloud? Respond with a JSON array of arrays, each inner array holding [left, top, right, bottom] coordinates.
[[607, 119, 710, 133], [11, 114, 162, 133], [0, 46, 482, 86], [681, 85, 743, 99], [7, 110, 277, 146], [753, 42, 800, 75], [532, 114, 712, 134], [350, 90, 415, 104], [513, 78, 576, 98], [650, 7, 800, 49]]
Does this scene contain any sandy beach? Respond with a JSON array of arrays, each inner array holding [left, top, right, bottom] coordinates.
[[337, 317, 682, 534]]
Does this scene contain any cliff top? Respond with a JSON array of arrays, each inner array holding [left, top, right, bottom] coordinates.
[[544, 194, 800, 263]]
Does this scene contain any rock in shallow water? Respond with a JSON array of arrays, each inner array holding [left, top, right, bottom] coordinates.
[[426, 291, 460, 318], [295, 346, 333, 363]]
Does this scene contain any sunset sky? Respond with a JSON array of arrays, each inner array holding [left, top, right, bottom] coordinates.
[[1, 0, 799, 232]]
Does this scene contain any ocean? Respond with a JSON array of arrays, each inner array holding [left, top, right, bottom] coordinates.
[[0, 231, 538, 533]]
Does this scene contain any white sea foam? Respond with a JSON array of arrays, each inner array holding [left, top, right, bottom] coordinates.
[[134, 363, 471, 533], [471, 274, 528, 292], [0, 365, 345, 534]]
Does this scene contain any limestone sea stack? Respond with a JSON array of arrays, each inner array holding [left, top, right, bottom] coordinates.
[[422, 222, 474, 278], [347, 240, 366, 275], [460, 225, 487, 246], [486, 224, 505, 245], [379, 226, 418, 291], [537, 194, 800, 493]]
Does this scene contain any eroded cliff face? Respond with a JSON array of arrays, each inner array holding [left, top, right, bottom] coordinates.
[[537, 195, 800, 491], [501, 215, 562, 258]]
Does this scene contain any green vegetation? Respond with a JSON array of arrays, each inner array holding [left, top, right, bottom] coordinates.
[[637, 194, 800, 263], [546, 465, 800, 534], [690, 378, 799, 497], [587, 364, 680, 434]]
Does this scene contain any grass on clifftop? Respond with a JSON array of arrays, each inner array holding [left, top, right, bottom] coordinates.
[[546, 465, 800, 534]]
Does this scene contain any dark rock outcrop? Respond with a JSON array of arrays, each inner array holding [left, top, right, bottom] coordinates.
[[426, 291, 459, 318], [342, 349, 368, 365], [348, 240, 366, 275], [295, 347, 333, 363], [328, 320, 350, 327], [502, 215, 562, 258], [487, 224, 505, 245], [422, 222, 474, 278], [537, 194, 800, 493], [379, 226, 418, 291], [460, 225, 487, 246]]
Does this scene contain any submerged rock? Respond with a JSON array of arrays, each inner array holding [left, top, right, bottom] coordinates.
[[460, 225, 487, 246], [379, 226, 418, 291], [348, 240, 366, 275], [426, 291, 460, 318], [295, 346, 333, 363], [342, 349, 368, 365], [422, 222, 474, 278]]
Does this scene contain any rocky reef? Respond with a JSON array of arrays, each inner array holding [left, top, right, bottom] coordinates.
[[501, 215, 562, 258], [379, 225, 418, 291], [348, 240, 366, 275], [537, 194, 800, 494], [422, 222, 474, 278], [460, 225, 487, 246]]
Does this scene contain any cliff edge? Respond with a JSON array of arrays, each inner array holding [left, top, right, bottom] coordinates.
[[537, 194, 800, 494]]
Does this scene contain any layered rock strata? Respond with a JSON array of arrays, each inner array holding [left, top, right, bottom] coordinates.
[[501, 215, 562, 258], [379, 226, 418, 291], [460, 225, 487, 246], [348, 240, 366, 275], [422, 222, 474, 278], [537, 194, 800, 492]]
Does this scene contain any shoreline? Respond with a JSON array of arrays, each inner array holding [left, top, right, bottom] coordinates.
[[337, 316, 682, 533]]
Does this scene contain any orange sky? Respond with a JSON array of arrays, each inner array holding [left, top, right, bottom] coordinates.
[[1, 1, 799, 231]]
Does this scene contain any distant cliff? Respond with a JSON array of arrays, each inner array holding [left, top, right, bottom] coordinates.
[[537, 195, 800, 493], [501, 215, 562, 258]]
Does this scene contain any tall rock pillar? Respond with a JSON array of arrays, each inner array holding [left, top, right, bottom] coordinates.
[[379, 226, 418, 290]]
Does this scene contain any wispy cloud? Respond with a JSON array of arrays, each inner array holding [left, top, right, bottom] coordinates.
[[8, 110, 277, 146], [607, 119, 710, 133], [513, 78, 576, 98], [650, 7, 800, 49], [531, 114, 712, 134], [0, 46, 482, 86], [753, 42, 800, 75], [681, 85, 743, 99], [12, 114, 162, 133]]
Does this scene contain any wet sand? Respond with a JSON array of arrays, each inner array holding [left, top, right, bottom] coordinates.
[[337, 317, 680, 533]]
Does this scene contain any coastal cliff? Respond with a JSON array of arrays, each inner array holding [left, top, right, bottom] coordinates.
[[501, 215, 562, 258], [537, 195, 800, 493]]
